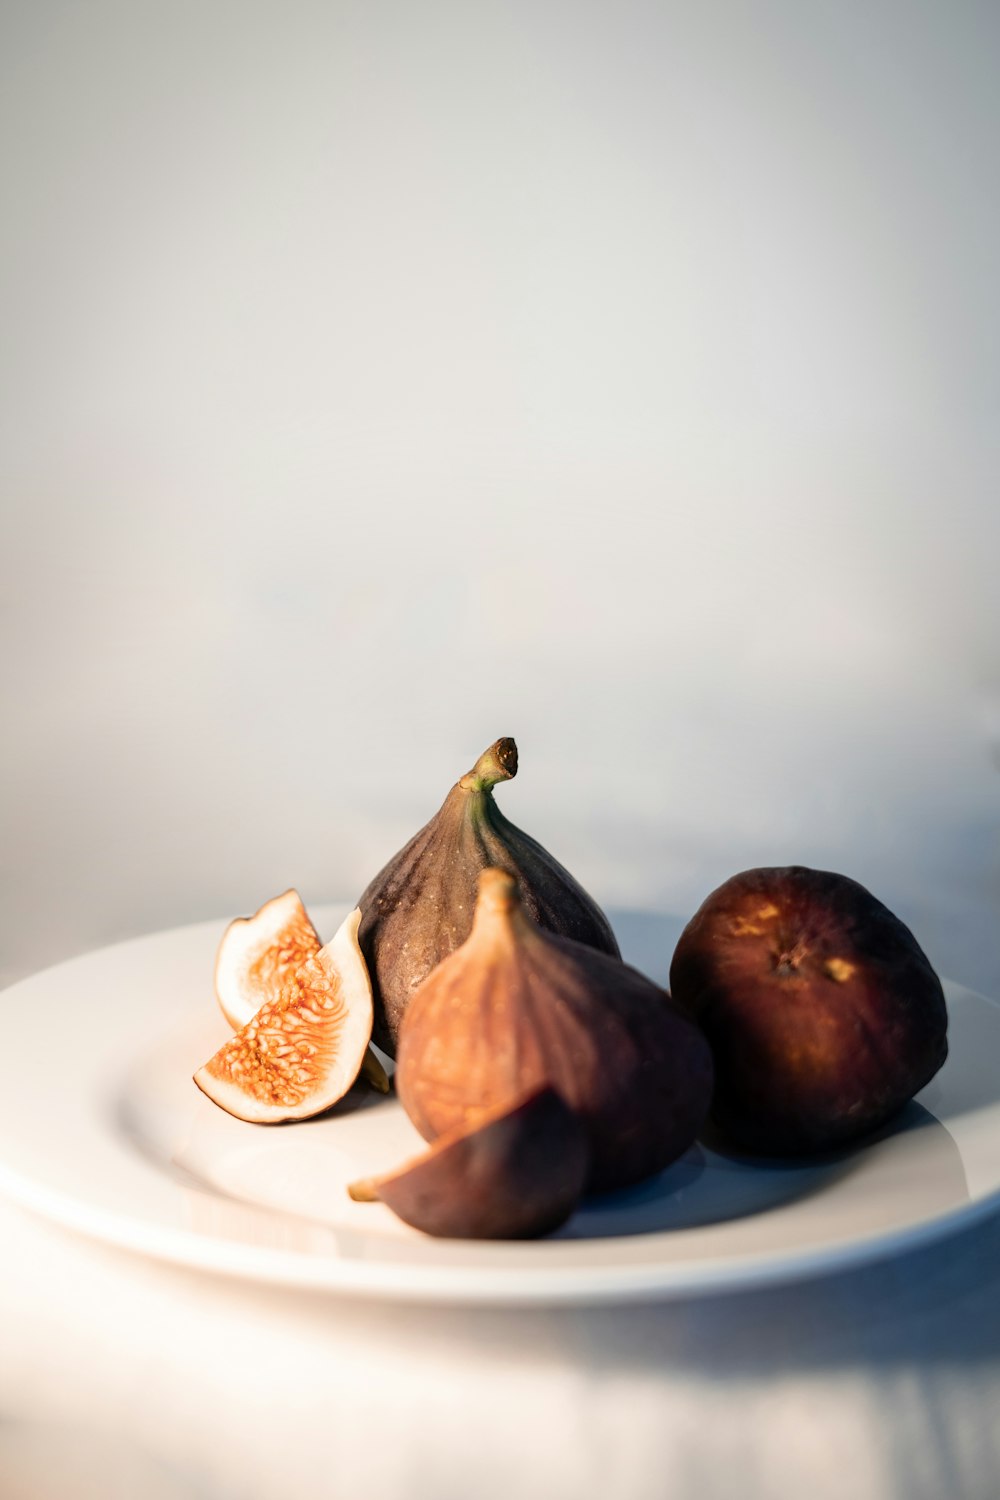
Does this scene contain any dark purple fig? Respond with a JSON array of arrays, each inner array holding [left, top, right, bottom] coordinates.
[[669, 866, 949, 1156], [347, 1086, 588, 1239], [395, 869, 713, 1194], [357, 738, 620, 1055]]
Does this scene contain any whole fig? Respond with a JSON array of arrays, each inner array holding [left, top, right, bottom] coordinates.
[[357, 738, 620, 1055], [669, 866, 949, 1155], [395, 869, 713, 1193]]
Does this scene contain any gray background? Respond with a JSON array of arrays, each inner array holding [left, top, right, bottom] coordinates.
[[2, 0, 998, 997]]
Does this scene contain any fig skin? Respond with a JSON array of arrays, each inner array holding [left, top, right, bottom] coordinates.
[[669, 866, 949, 1156], [395, 869, 713, 1194], [357, 738, 620, 1055], [348, 1086, 589, 1239]]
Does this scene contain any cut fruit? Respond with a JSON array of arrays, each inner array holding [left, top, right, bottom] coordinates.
[[348, 1086, 589, 1239], [195, 908, 378, 1123], [213, 889, 389, 1094], [214, 889, 322, 1032]]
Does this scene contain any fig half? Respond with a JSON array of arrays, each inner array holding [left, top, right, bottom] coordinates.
[[214, 889, 321, 1031], [669, 866, 949, 1155], [357, 738, 620, 1055], [214, 889, 388, 1093], [195, 908, 379, 1122], [395, 869, 713, 1193], [349, 1086, 588, 1239]]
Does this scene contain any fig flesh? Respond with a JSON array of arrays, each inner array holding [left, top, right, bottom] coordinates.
[[214, 889, 321, 1031], [348, 1086, 588, 1239], [395, 869, 713, 1193], [357, 738, 620, 1055], [668, 866, 949, 1155], [214, 889, 388, 1093], [195, 908, 379, 1122]]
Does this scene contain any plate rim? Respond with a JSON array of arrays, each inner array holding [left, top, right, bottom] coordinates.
[[4, 1148, 1000, 1306]]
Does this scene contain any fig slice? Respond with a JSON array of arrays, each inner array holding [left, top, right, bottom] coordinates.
[[348, 1086, 589, 1239], [214, 888, 323, 1030], [195, 908, 380, 1123], [214, 889, 388, 1093]]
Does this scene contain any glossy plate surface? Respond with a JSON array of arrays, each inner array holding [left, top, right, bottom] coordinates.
[[1, 906, 997, 1305]]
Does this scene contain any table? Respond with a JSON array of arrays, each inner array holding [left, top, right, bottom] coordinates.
[[3, 1094, 1000, 1499]]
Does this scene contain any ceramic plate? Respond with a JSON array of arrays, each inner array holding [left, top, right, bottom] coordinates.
[[1, 906, 998, 1305]]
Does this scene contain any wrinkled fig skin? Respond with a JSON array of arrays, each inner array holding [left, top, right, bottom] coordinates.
[[349, 1087, 589, 1240], [357, 738, 620, 1056], [395, 870, 713, 1194], [669, 866, 949, 1156]]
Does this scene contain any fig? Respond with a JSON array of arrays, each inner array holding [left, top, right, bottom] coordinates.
[[357, 737, 620, 1055], [348, 1086, 588, 1239], [395, 869, 713, 1193], [194, 908, 379, 1122], [215, 889, 321, 1031], [214, 889, 388, 1092], [668, 866, 949, 1155]]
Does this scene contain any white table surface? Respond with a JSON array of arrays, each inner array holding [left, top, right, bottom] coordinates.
[[3, 1174, 1000, 1500]]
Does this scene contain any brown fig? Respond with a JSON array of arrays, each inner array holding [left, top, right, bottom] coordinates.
[[348, 1086, 588, 1239], [669, 866, 949, 1155], [357, 738, 620, 1055], [395, 869, 713, 1193]]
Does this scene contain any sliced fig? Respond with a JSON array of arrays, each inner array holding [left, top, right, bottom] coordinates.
[[215, 889, 321, 1031], [214, 889, 388, 1093], [395, 869, 713, 1193], [358, 737, 620, 1055], [195, 908, 378, 1122], [348, 1086, 588, 1239]]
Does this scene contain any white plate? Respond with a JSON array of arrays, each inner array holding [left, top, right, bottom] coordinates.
[[1, 905, 998, 1306]]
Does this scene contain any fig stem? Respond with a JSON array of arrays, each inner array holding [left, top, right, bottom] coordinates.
[[347, 1177, 379, 1202], [459, 738, 518, 793], [475, 868, 519, 911], [361, 1047, 391, 1094]]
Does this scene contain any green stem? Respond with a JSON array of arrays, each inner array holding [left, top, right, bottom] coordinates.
[[459, 737, 518, 792]]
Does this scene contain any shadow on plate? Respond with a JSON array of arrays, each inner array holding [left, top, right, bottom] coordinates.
[[560, 1101, 969, 1239]]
